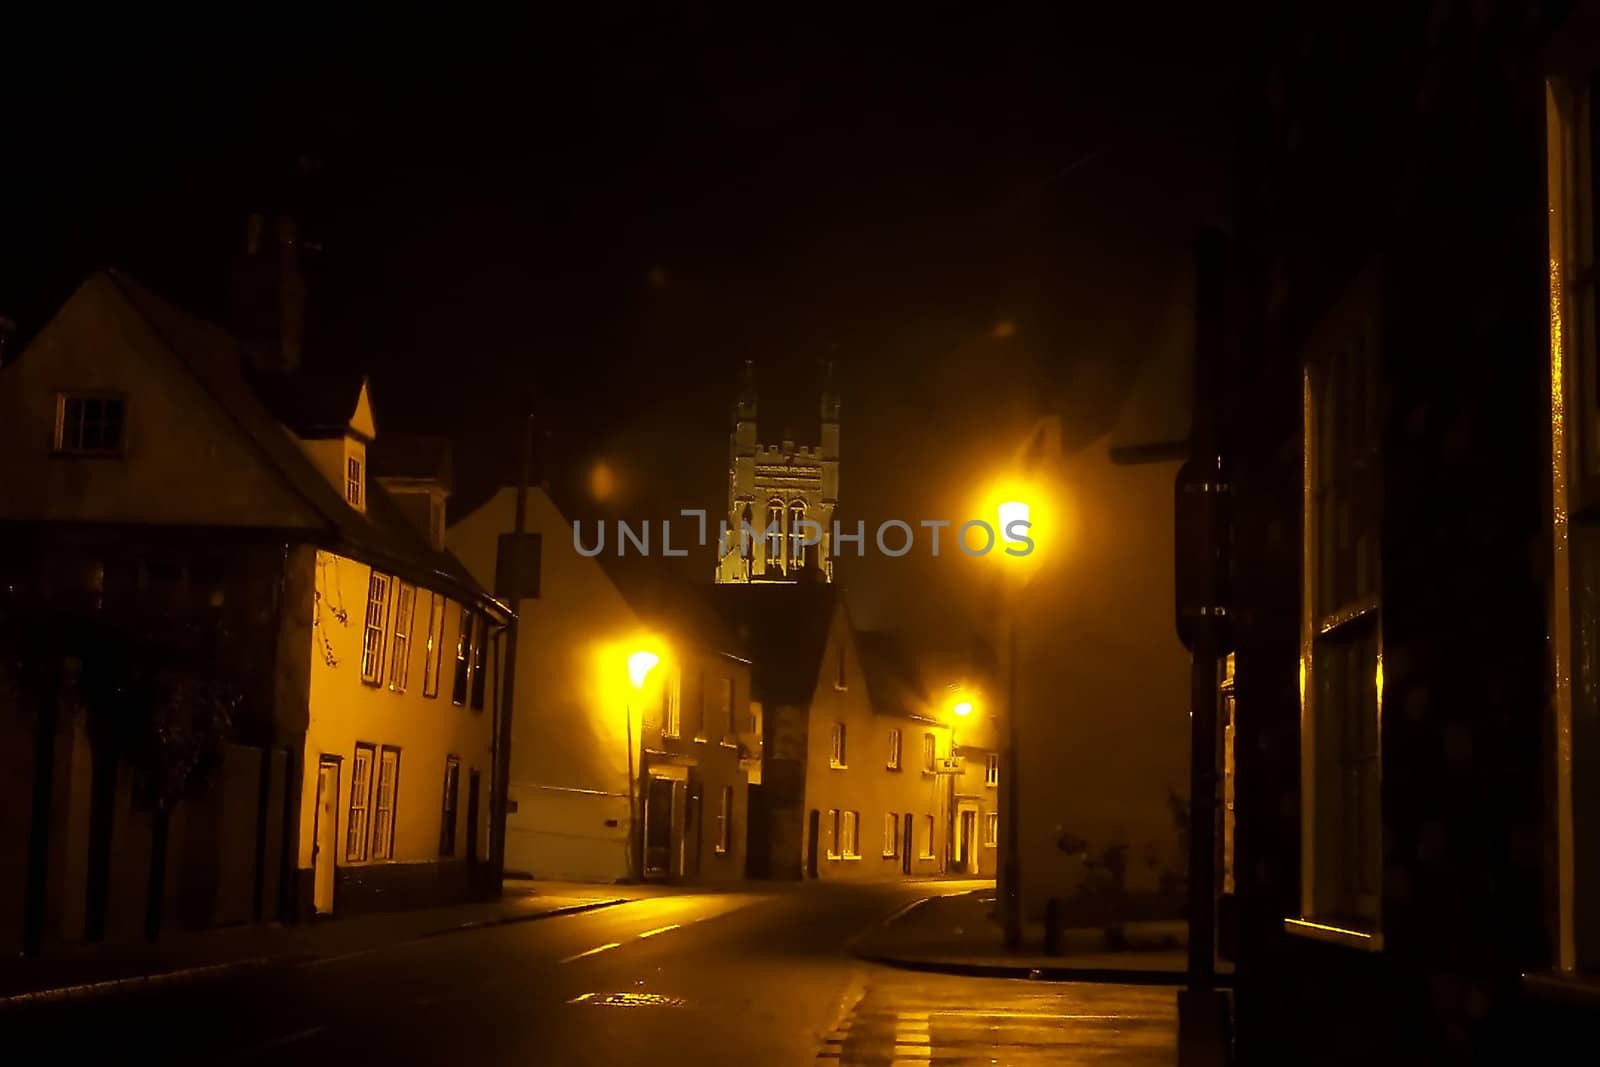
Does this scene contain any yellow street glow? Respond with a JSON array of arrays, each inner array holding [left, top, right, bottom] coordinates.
[[952, 700, 973, 717], [627, 650, 660, 690]]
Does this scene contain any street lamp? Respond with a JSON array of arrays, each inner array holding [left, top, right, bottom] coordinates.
[[625, 649, 660, 882]]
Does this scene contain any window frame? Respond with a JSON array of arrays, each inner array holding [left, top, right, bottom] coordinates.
[[692, 668, 707, 742], [52, 391, 127, 456], [361, 571, 392, 686], [388, 581, 416, 693], [887, 727, 902, 770], [788, 500, 807, 568], [718, 675, 736, 744], [371, 745, 401, 861], [469, 613, 488, 711], [920, 814, 935, 859], [346, 454, 363, 508], [1294, 270, 1384, 947], [922, 732, 936, 774], [984, 811, 999, 847], [716, 785, 733, 854], [840, 810, 860, 859], [662, 669, 681, 739], [439, 755, 461, 857], [765, 496, 785, 573], [985, 752, 999, 787], [883, 812, 899, 857], [829, 722, 847, 768], [826, 808, 841, 860], [451, 605, 472, 706], [421, 592, 446, 699], [346, 742, 376, 862]]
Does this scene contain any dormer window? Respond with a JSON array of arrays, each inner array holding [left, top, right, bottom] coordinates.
[[346, 455, 363, 508]]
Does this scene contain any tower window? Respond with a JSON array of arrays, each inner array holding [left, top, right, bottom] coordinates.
[[346, 455, 363, 508], [789, 501, 807, 568], [765, 497, 785, 572]]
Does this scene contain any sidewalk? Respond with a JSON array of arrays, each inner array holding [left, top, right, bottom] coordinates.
[[854, 885, 1229, 985], [0, 879, 666, 1005]]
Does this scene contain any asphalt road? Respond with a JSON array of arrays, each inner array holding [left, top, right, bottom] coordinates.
[[4, 881, 1175, 1065]]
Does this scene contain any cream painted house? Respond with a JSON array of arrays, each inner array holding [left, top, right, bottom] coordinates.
[[0, 272, 505, 951], [448, 486, 755, 884]]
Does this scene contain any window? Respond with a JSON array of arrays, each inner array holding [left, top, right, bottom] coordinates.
[[54, 393, 125, 454], [346, 743, 375, 861], [692, 669, 707, 740], [1301, 285, 1382, 933], [469, 614, 488, 711], [451, 606, 472, 706], [788, 500, 807, 568], [718, 676, 735, 741], [388, 581, 415, 692], [716, 785, 733, 854], [765, 497, 785, 572], [662, 669, 681, 738], [921, 814, 935, 859], [421, 593, 446, 698], [371, 746, 400, 860], [984, 812, 999, 847], [830, 722, 847, 768], [887, 728, 902, 770], [985, 753, 999, 787], [439, 756, 460, 857], [922, 732, 936, 773], [834, 645, 847, 690], [361, 571, 391, 685], [883, 812, 899, 857], [840, 810, 860, 858], [346, 455, 363, 508], [826, 809, 840, 860], [494, 532, 542, 600]]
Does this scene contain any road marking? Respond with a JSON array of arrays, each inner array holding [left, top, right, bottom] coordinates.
[[567, 992, 595, 1004], [931, 1008, 1123, 1021], [637, 923, 680, 939], [878, 897, 931, 926], [560, 942, 621, 963], [240, 1025, 327, 1057]]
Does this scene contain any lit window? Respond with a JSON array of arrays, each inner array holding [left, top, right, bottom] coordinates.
[[346, 743, 375, 861], [788, 501, 807, 568], [834, 645, 846, 690], [716, 785, 733, 854], [469, 614, 488, 711], [920, 814, 935, 859], [830, 722, 847, 768], [1302, 291, 1382, 931], [388, 582, 415, 692], [985, 753, 999, 787], [922, 732, 936, 773], [439, 756, 460, 857], [765, 498, 785, 573], [346, 455, 363, 508], [54, 393, 125, 454], [883, 812, 898, 857], [692, 669, 706, 740], [421, 593, 446, 698], [984, 811, 999, 847], [887, 728, 902, 770], [826, 809, 840, 860], [361, 572, 391, 685], [840, 810, 859, 858], [371, 746, 400, 860]]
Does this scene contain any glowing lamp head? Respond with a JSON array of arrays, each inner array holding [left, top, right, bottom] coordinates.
[[627, 650, 660, 690], [998, 500, 1030, 541], [952, 700, 973, 718]]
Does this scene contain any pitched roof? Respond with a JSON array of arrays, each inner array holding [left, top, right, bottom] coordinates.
[[370, 432, 455, 490], [709, 583, 839, 706], [250, 369, 372, 440], [104, 271, 500, 616], [854, 629, 937, 723]]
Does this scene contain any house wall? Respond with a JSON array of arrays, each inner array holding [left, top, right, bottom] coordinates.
[[800, 611, 949, 880], [1005, 435, 1189, 924], [0, 274, 320, 530], [296, 549, 493, 915]]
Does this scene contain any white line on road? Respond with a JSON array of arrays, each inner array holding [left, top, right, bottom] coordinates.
[[239, 1025, 327, 1057], [931, 1009, 1124, 1021], [560, 942, 621, 963], [567, 992, 595, 1004], [637, 924, 681, 939]]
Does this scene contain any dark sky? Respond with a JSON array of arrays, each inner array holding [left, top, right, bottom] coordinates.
[[4, 8, 1235, 635]]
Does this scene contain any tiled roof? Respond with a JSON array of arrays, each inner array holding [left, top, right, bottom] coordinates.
[[709, 583, 839, 706], [250, 368, 370, 440], [105, 271, 501, 617], [370, 432, 455, 490], [854, 629, 937, 723]]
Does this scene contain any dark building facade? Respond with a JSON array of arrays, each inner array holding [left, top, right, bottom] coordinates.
[[1223, 2, 1599, 1062]]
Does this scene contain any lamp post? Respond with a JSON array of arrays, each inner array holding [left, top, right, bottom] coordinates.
[[950, 697, 973, 874], [997, 499, 1029, 948], [625, 650, 659, 883]]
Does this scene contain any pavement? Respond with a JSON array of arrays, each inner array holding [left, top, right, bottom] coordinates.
[[852, 882, 1225, 985], [0, 878, 668, 1003], [0, 878, 1179, 1065]]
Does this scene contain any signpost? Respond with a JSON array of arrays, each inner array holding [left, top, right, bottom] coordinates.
[[933, 756, 965, 775]]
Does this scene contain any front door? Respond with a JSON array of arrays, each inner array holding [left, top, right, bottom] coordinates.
[[645, 777, 675, 876], [959, 810, 977, 873], [902, 818, 913, 875], [312, 759, 339, 915]]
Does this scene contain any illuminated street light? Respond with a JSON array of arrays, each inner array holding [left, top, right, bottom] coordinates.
[[953, 699, 973, 718], [622, 645, 664, 882], [627, 650, 660, 690]]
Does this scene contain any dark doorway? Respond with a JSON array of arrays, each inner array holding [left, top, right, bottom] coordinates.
[[805, 809, 821, 878], [685, 780, 703, 879], [959, 810, 976, 872], [646, 777, 675, 876], [745, 784, 770, 878], [465, 770, 481, 872], [902, 818, 913, 875]]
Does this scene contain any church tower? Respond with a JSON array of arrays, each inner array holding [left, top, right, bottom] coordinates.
[[715, 361, 840, 584]]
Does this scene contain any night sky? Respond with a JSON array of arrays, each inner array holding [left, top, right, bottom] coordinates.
[[5, 9, 1235, 636]]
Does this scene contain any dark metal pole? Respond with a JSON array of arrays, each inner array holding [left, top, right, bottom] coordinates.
[[1002, 601, 1022, 948], [489, 411, 534, 892], [625, 699, 638, 882]]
